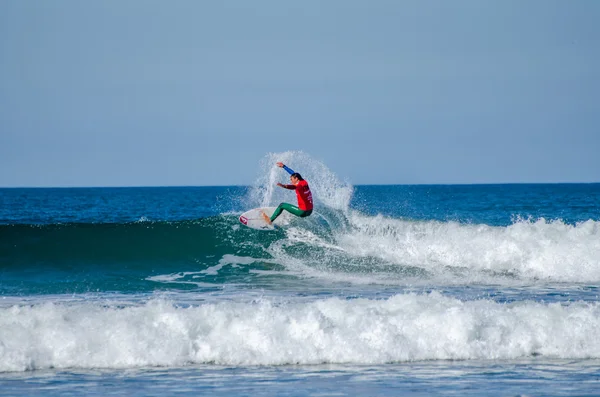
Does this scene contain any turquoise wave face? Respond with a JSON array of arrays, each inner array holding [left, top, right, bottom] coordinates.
[[0, 216, 282, 295]]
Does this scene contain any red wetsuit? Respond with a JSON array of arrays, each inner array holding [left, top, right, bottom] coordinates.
[[294, 180, 313, 211], [268, 164, 314, 222]]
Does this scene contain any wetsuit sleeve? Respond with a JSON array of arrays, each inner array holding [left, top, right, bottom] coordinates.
[[282, 165, 295, 175]]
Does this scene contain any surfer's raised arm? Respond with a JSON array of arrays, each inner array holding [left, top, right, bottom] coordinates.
[[276, 162, 295, 175], [276, 162, 298, 189]]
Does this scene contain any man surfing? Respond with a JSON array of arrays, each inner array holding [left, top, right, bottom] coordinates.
[[262, 162, 313, 224]]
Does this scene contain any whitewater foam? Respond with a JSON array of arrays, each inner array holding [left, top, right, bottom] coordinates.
[[147, 255, 278, 287], [335, 214, 600, 283], [1, 293, 599, 372]]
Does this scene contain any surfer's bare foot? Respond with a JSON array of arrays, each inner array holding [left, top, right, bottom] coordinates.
[[261, 211, 272, 225]]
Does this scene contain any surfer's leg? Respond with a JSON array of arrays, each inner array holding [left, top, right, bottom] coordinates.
[[270, 203, 305, 222], [270, 204, 285, 222], [299, 209, 312, 218]]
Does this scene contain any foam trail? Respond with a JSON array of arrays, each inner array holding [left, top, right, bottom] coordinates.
[[1, 294, 600, 372]]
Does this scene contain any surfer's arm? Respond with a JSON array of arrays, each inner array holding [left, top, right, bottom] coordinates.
[[277, 183, 296, 190], [277, 162, 296, 175]]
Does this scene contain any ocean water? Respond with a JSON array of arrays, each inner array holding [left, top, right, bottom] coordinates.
[[1, 153, 599, 396]]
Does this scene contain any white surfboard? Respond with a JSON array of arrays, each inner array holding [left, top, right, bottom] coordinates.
[[239, 207, 291, 230]]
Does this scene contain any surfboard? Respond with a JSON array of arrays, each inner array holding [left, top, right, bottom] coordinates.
[[238, 207, 289, 230]]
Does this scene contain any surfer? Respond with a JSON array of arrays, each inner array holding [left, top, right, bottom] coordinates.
[[263, 162, 313, 224]]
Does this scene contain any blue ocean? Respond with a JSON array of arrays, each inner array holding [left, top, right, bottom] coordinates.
[[1, 153, 599, 396]]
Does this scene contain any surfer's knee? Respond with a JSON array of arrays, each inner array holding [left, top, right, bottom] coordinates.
[[300, 209, 312, 218]]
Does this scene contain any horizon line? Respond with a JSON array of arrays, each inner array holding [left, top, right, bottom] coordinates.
[[1, 181, 599, 189]]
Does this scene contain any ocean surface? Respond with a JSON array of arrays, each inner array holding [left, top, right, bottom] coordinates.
[[1, 154, 599, 396]]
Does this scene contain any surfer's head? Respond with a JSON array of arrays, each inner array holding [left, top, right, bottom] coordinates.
[[290, 173, 304, 183]]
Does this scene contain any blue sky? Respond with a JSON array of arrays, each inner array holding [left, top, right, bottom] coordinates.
[[1, 1, 599, 187]]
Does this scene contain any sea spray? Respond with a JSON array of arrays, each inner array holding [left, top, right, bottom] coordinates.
[[248, 151, 353, 212]]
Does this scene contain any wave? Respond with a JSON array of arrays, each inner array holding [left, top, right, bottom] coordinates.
[[0, 217, 274, 268], [2, 214, 600, 289], [0, 216, 282, 295], [1, 293, 599, 372]]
